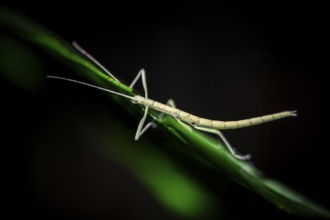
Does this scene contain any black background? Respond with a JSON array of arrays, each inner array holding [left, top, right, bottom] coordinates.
[[1, 2, 329, 219]]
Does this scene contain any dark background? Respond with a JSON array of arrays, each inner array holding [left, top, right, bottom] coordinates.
[[1, 2, 329, 219]]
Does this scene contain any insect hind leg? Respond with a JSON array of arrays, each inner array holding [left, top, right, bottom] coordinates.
[[192, 125, 251, 160]]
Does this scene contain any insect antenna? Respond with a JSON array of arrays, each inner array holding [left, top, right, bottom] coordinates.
[[47, 76, 134, 100], [72, 42, 120, 82]]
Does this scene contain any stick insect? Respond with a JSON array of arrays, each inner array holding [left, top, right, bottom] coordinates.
[[48, 42, 297, 160]]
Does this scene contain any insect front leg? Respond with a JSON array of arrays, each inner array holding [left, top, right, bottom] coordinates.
[[135, 105, 153, 140], [131, 69, 152, 140], [129, 69, 148, 96]]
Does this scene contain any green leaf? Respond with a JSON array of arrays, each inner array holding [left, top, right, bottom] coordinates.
[[0, 34, 44, 92], [1, 6, 329, 218]]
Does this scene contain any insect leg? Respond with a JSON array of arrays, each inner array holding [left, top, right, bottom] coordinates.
[[135, 98, 176, 139], [132, 69, 151, 140], [157, 99, 176, 119], [166, 99, 176, 108], [129, 68, 147, 93], [135, 105, 150, 140], [192, 125, 251, 160], [72, 42, 120, 82], [139, 121, 158, 137]]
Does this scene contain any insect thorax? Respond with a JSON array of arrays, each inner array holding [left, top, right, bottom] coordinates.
[[131, 95, 145, 104]]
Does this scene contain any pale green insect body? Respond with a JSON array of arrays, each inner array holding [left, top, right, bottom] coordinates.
[[132, 95, 296, 130]]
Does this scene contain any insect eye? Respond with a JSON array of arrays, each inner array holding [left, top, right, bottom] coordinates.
[[191, 122, 196, 126]]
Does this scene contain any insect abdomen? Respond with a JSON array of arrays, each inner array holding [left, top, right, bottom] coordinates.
[[212, 111, 296, 130]]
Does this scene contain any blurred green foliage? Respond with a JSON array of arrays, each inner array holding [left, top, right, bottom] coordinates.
[[96, 114, 219, 219], [0, 34, 44, 92]]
